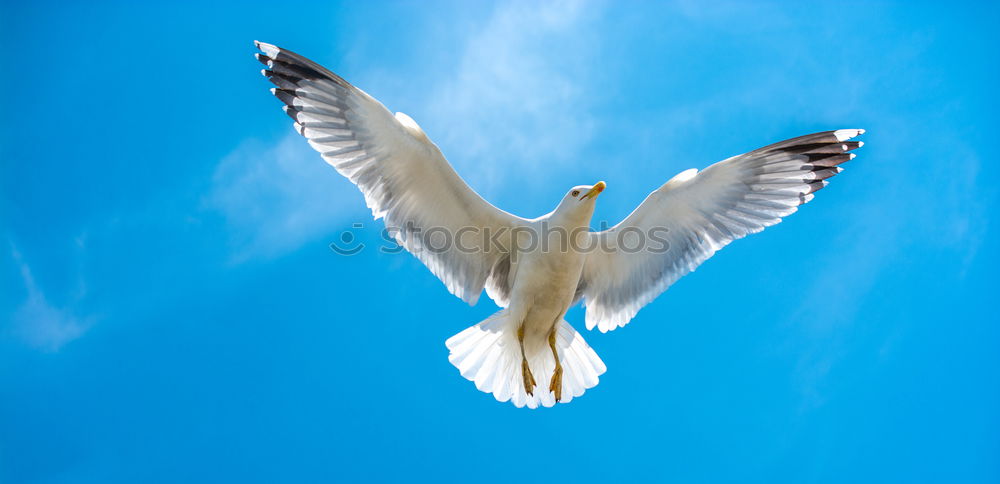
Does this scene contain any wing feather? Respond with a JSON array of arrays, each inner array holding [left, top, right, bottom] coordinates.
[[255, 41, 524, 305], [578, 130, 865, 332]]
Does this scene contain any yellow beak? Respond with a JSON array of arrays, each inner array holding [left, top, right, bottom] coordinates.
[[582, 181, 606, 200]]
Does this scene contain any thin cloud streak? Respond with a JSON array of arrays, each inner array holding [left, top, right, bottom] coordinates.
[[8, 244, 92, 352], [207, 134, 361, 262], [419, 0, 603, 193]]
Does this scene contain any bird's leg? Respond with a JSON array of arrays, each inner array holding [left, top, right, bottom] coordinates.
[[518, 325, 536, 396], [548, 329, 563, 402]]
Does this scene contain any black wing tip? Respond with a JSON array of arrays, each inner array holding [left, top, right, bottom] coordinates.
[[806, 180, 828, 194], [251, 41, 355, 91], [282, 104, 303, 122], [271, 88, 297, 105], [843, 141, 864, 152], [750, 129, 867, 161]]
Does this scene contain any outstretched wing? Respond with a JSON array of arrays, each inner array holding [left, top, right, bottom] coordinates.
[[255, 41, 525, 306], [577, 129, 865, 332]]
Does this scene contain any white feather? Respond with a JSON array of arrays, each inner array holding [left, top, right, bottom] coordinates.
[[579, 129, 865, 332]]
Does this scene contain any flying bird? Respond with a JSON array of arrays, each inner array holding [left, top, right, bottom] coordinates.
[[253, 41, 865, 408]]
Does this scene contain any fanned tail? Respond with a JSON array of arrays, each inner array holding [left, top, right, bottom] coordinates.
[[445, 311, 606, 408]]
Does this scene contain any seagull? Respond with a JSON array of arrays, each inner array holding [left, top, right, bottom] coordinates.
[[253, 41, 865, 408]]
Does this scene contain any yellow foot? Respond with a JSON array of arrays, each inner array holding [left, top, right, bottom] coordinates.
[[521, 359, 537, 396], [549, 364, 563, 402]]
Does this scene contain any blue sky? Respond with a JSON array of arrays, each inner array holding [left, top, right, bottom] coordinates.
[[2, 1, 998, 482]]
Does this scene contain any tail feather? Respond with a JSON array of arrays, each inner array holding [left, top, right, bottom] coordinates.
[[445, 310, 606, 408]]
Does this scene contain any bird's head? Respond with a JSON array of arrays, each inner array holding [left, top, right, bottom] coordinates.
[[552, 181, 606, 223]]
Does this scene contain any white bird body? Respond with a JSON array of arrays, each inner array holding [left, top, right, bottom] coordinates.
[[513, 206, 595, 340], [253, 41, 865, 408]]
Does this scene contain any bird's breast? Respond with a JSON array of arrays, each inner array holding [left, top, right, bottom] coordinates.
[[508, 233, 586, 334]]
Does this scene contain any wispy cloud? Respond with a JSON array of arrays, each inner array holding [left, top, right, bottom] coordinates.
[[8, 244, 93, 352], [919, 139, 989, 276], [785, 205, 902, 410], [417, 0, 604, 193], [206, 134, 362, 261]]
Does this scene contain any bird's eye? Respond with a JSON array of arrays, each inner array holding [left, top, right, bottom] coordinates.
[[571, 190, 580, 197]]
